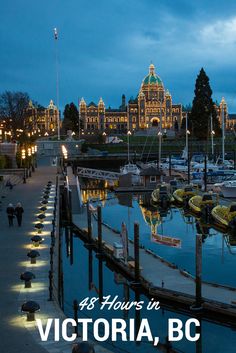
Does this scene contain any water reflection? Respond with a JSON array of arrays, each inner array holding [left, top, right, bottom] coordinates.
[[62, 231, 236, 353], [90, 191, 236, 287]]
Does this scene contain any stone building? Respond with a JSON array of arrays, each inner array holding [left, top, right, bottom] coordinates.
[[80, 64, 183, 134], [24, 100, 59, 135]]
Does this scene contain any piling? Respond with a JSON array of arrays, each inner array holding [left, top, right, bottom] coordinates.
[[73, 300, 79, 336], [195, 227, 203, 310], [87, 202, 92, 242], [204, 155, 207, 192], [97, 205, 102, 253], [134, 222, 140, 283]]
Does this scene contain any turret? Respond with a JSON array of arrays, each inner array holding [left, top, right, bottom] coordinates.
[[79, 97, 87, 130], [98, 97, 105, 130]]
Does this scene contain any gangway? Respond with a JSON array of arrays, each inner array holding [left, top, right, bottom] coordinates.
[[77, 167, 121, 181]]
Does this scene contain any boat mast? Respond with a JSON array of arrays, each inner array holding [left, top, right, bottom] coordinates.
[[158, 99, 162, 169], [222, 99, 225, 164]]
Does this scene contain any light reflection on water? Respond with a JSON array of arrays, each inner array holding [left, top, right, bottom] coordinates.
[[99, 193, 236, 287], [62, 232, 236, 353]]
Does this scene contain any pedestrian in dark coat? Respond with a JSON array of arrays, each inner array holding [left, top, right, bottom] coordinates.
[[6, 203, 15, 227], [15, 202, 24, 227]]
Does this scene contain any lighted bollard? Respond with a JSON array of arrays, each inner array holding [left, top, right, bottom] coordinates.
[[21, 301, 40, 321], [20, 272, 35, 288], [27, 250, 40, 264]]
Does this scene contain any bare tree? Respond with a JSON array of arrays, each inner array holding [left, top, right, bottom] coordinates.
[[0, 91, 30, 137]]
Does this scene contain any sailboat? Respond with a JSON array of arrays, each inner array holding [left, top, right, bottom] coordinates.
[[120, 130, 140, 183]]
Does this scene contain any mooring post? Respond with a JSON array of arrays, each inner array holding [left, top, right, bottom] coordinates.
[[98, 258, 104, 303], [134, 222, 140, 283], [188, 151, 191, 184], [195, 224, 203, 309], [204, 155, 207, 192], [97, 205, 102, 253], [73, 300, 79, 336], [234, 150, 236, 171], [87, 202, 92, 242], [169, 154, 171, 177]]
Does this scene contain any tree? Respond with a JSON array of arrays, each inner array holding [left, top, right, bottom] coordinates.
[[62, 102, 81, 133], [0, 91, 30, 137], [189, 68, 220, 139]]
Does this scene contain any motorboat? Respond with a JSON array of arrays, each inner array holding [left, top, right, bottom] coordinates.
[[211, 203, 236, 231], [120, 163, 140, 175], [151, 184, 174, 206], [188, 193, 218, 215], [173, 185, 196, 205], [120, 163, 141, 184], [220, 180, 236, 198]]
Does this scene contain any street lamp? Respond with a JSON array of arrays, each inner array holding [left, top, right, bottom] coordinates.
[[211, 130, 215, 156], [127, 130, 132, 163], [102, 131, 107, 144]]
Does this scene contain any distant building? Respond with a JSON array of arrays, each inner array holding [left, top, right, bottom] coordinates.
[[79, 64, 184, 134], [217, 97, 236, 130], [79, 64, 236, 134], [24, 100, 59, 135]]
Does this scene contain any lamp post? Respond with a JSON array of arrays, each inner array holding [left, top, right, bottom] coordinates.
[[221, 99, 225, 164], [27, 147, 32, 177], [21, 148, 26, 183], [102, 131, 106, 144], [127, 130, 131, 163], [158, 99, 163, 170], [210, 114, 215, 157], [54, 27, 60, 141]]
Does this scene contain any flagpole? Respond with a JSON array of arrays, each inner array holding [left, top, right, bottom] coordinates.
[[54, 27, 60, 140]]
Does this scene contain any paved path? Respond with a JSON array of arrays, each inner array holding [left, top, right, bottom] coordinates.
[[0, 159, 112, 353], [0, 159, 57, 353]]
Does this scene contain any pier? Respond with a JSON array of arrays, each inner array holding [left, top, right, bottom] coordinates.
[[65, 167, 236, 325]]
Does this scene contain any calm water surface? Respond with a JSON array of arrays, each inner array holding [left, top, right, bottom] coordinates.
[[62, 234, 236, 353], [99, 193, 236, 287]]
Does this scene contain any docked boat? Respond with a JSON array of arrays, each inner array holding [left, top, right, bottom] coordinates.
[[120, 163, 141, 184], [188, 193, 218, 215], [173, 186, 196, 205], [211, 203, 236, 232], [220, 180, 236, 198], [151, 184, 174, 207]]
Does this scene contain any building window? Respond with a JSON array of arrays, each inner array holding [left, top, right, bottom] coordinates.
[[150, 176, 156, 183]]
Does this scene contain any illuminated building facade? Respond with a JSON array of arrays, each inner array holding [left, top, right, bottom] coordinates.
[[80, 64, 183, 133], [24, 100, 59, 134]]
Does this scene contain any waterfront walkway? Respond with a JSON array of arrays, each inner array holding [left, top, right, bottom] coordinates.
[[0, 159, 56, 353], [0, 158, 111, 353]]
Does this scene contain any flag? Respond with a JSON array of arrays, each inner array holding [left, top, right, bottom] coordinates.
[[54, 28, 58, 40]]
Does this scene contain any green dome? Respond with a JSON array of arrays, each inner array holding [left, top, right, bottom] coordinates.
[[143, 64, 162, 85]]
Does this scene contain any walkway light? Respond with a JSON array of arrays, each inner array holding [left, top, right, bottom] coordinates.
[[21, 301, 40, 321], [21, 149, 26, 160], [20, 272, 36, 288], [31, 235, 43, 247], [27, 250, 40, 264]]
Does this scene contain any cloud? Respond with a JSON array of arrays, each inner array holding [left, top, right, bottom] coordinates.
[[200, 17, 236, 45]]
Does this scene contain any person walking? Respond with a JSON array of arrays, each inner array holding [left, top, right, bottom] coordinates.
[[15, 202, 24, 227], [6, 203, 15, 227]]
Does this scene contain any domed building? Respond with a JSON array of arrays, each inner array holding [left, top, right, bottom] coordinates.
[[80, 64, 183, 133]]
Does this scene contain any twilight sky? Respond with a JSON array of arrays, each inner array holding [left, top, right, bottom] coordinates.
[[1, 0, 236, 112]]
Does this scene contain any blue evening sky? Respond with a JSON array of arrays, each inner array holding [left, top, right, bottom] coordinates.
[[1, 0, 236, 112]]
